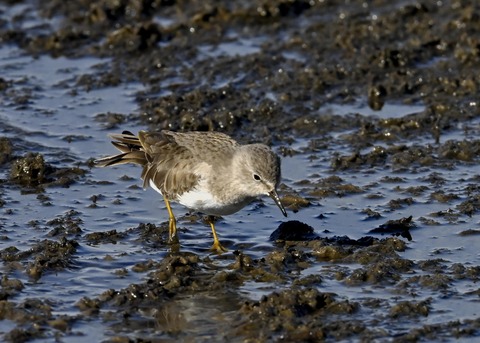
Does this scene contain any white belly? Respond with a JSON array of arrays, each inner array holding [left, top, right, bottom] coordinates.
[[149, 180, 252, 216], [178, 188, 252, 215]]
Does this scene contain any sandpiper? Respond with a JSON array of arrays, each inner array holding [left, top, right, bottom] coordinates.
[[96, 130, 287, 252]]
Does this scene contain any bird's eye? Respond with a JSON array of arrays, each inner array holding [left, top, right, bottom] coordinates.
[[253, 174, 261, 181]]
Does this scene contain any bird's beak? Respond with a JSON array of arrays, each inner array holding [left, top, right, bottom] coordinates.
[[269, 190, 287, 217]]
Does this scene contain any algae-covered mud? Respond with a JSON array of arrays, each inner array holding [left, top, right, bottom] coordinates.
[[1, 0, 480, 342]]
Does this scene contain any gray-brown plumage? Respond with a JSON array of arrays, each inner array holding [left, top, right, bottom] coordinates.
[[96, 130, 286, 252]]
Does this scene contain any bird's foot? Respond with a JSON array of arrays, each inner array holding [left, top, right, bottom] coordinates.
[[168, 216, 179, 244], [168, 233, 179, 244], [210, 241, 228, 254]]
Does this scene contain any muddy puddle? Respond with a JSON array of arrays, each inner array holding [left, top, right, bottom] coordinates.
[[1, 0, 480, 342]]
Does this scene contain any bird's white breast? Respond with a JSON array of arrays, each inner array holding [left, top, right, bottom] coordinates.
[[149, 179, 251, 216]]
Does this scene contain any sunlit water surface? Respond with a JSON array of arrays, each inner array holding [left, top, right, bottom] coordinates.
[[0, 40, 479, 341]]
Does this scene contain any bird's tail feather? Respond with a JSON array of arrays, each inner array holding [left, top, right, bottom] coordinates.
[[95, 131, 147, 167]]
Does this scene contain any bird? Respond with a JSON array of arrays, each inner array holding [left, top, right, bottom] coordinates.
[[96, 130, 287, 253]]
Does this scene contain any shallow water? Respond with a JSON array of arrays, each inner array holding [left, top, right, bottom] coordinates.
[[1, 3, 480, 341], [322, 101, 426, 119], [1, 46, 478, 338], [0, 45, 300, 340]]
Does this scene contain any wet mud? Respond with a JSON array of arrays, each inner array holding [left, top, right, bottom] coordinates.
[[1, 0, 480, 342]]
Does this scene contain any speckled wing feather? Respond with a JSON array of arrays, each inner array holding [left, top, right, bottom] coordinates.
[[137, 131, 202, 200], [161, 130, 239, 165], [139, 130, 240, 200]]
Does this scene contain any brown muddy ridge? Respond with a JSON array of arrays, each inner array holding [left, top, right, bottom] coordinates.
[[1, 0, 480, 342]]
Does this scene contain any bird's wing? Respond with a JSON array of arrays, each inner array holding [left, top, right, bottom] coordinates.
[[139, 131, 200, 199], [161, 130, 238, 165], [139, 130, 239, 199]]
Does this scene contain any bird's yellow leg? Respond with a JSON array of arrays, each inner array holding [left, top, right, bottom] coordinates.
[[164, 197, 179, 243], [208, 217, 227, 253]]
